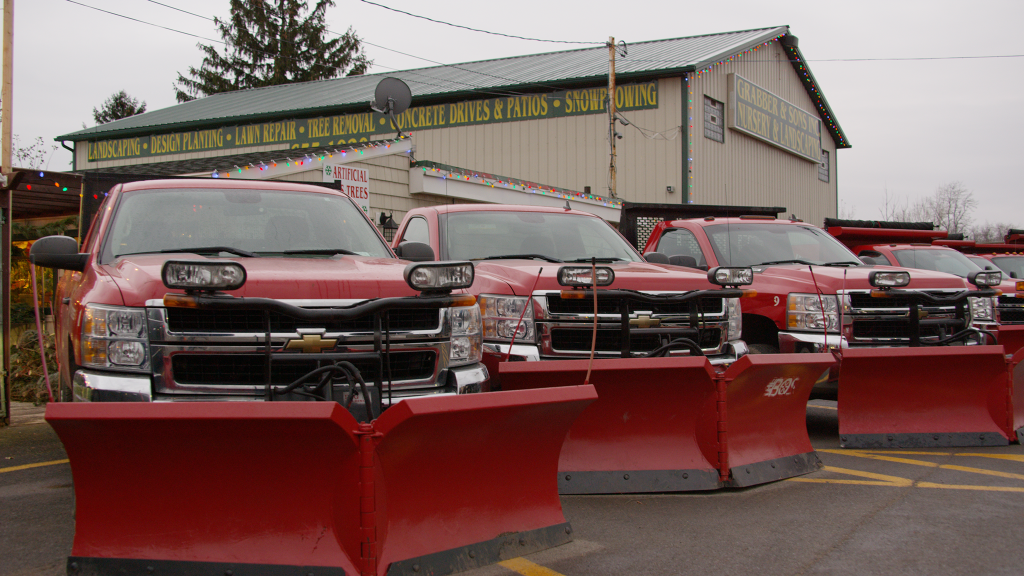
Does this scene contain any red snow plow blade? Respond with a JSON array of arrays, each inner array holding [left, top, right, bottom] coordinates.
[[837, 346, 1012, 448], [47, 387, 595, 576], [500, 357, 721, 494], [720, 353, 834, 487], [998, 324, 1024, 358]]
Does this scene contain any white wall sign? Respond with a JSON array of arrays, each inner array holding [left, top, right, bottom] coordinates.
[[324, 165, 370, 214]]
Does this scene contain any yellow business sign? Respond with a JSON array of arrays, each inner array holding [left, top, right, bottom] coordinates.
[[85, 82, 659, 162], [727, 74, 822, 163]]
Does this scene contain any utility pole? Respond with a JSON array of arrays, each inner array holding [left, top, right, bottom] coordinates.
[[607, 36, 617, 198]]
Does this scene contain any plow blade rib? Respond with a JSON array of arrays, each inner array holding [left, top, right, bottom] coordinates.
[[47, 402, 363, 575], [1012, 348, 1024, 442], [499, 358, 721, 494], [838, 346, 1012, 448], [998, 325, 1024, 358], [720, 354, 834, 487], [373, 387, 596, 576]]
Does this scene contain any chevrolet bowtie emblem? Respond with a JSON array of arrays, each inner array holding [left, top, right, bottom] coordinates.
[[285, 334, 338, 353], [629, 315, 661, 329]]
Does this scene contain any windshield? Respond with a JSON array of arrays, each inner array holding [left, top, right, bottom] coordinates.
[[892, 249, 982, 278], [991, 256, 1024, 279], [102, 187, 392, 263], [440, 211, 642, 262], [704, 223, 860, 267]]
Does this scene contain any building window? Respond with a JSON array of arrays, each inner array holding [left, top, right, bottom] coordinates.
[[704, 96, 724, 143], [819, 150, 830, 182]]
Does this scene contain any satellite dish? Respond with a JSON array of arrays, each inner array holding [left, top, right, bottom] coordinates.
[[372, 77, 412, 137]]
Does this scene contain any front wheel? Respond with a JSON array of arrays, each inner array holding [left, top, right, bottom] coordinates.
[[747, 343, 780, 354]]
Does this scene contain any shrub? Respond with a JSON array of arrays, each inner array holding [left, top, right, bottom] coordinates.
[[8, 329, 57, 404]]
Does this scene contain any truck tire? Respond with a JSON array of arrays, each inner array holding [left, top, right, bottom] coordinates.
[[748, 343, 780, 354]]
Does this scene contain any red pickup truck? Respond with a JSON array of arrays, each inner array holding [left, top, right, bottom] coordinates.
[[619, 203, 997, 398], [391, 204, 753, 383], [29, 179, 488, 412]]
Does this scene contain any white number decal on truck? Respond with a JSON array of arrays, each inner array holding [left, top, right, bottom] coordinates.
[[774, 296, 780, 306]]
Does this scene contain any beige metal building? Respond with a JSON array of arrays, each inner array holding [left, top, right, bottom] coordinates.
[[57, 26, 848, 228]]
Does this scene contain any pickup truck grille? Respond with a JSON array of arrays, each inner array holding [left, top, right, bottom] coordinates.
[[537, 291, 730, 357], [549, 327, 722, 353], [845, 289, 965, 344], [166, 308, 441, 333], [171, 351, 437, 385], [998, 295, 1024, 324], [546, 297, 723, 315]]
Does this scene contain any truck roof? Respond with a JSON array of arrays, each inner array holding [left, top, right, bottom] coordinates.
[[117, 178, 347, 196], [410, 203, 603, 218]]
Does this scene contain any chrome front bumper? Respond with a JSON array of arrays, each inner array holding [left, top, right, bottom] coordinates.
[[485, 339, 748, 365], [778, 332, 847, 354], [72, 363, 489, 403]]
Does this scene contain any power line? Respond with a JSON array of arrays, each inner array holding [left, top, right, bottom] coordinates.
[[357, 0, 603, 45]]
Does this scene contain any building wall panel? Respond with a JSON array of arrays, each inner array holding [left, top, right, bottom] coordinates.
[[688, 41, 837, 225]]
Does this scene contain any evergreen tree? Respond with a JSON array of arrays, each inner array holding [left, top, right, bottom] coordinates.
[[174, 0, 370, 103], [92, 90, 148, 124]]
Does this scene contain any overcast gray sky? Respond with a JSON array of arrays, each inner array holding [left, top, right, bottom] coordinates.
[[5, 0, 1022, 228]]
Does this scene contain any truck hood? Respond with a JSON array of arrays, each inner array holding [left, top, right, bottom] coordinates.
[[103, 254, 420, 307], [755, 264, 971, 292], [472, 260, 719, 296]]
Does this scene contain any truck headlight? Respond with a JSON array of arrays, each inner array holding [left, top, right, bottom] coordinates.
[[969, 296, 996, 322], [405, 261, 474, 292], [81, 304, 150, 371], [726, 297, 742, 341], [968, 270, 1001, 288], [479, 295, 535, 342], [163, 260, 246, 291], [787, 293, 840, 332], [448, 304, 482, 366]]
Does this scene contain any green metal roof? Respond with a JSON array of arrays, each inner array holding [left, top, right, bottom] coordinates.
[[58, 26, 849, 148]]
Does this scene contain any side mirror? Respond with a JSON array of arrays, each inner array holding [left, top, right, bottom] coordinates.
[[29, 235, 88, 271], [1010, 271, 1018, 279], [643, 251, 669, 264], [394, 241, 435, 262]]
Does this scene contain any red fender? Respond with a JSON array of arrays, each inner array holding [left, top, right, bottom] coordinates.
[[719, 353, 834, 486], [500, 357, 721, 494], [838, 346, 1012, 448]]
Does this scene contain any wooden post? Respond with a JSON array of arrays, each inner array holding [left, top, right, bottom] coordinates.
[[2, 0, 14, 424]]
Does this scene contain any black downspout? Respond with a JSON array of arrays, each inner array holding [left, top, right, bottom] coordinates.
[[60, 141, 75, 172]]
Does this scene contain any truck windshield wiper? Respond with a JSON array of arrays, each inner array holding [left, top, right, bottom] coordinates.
[[282, 248, 359, 256], [821, 261, 861, 267], [567, 257, 626, 263], [480, 254, 564, 263], [159, 246, 257, 257], [757, 259, 814, 266]]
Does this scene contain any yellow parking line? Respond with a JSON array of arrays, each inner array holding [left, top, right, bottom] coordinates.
[[955, 453, 1024, 463], [917, 482, 1024, 493], [788, 466, 912, 487], [820, 450, 1024, 480], [807, 404, 837, 410], [500, 558, 566, 576], [0, 459, 69, 474]]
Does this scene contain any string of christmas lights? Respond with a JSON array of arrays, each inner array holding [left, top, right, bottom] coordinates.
[[208, 136, 410, 178], [415, 161, 623, 208]]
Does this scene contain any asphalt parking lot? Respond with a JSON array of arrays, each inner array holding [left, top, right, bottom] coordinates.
[[2, 401, 1023, 576]]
